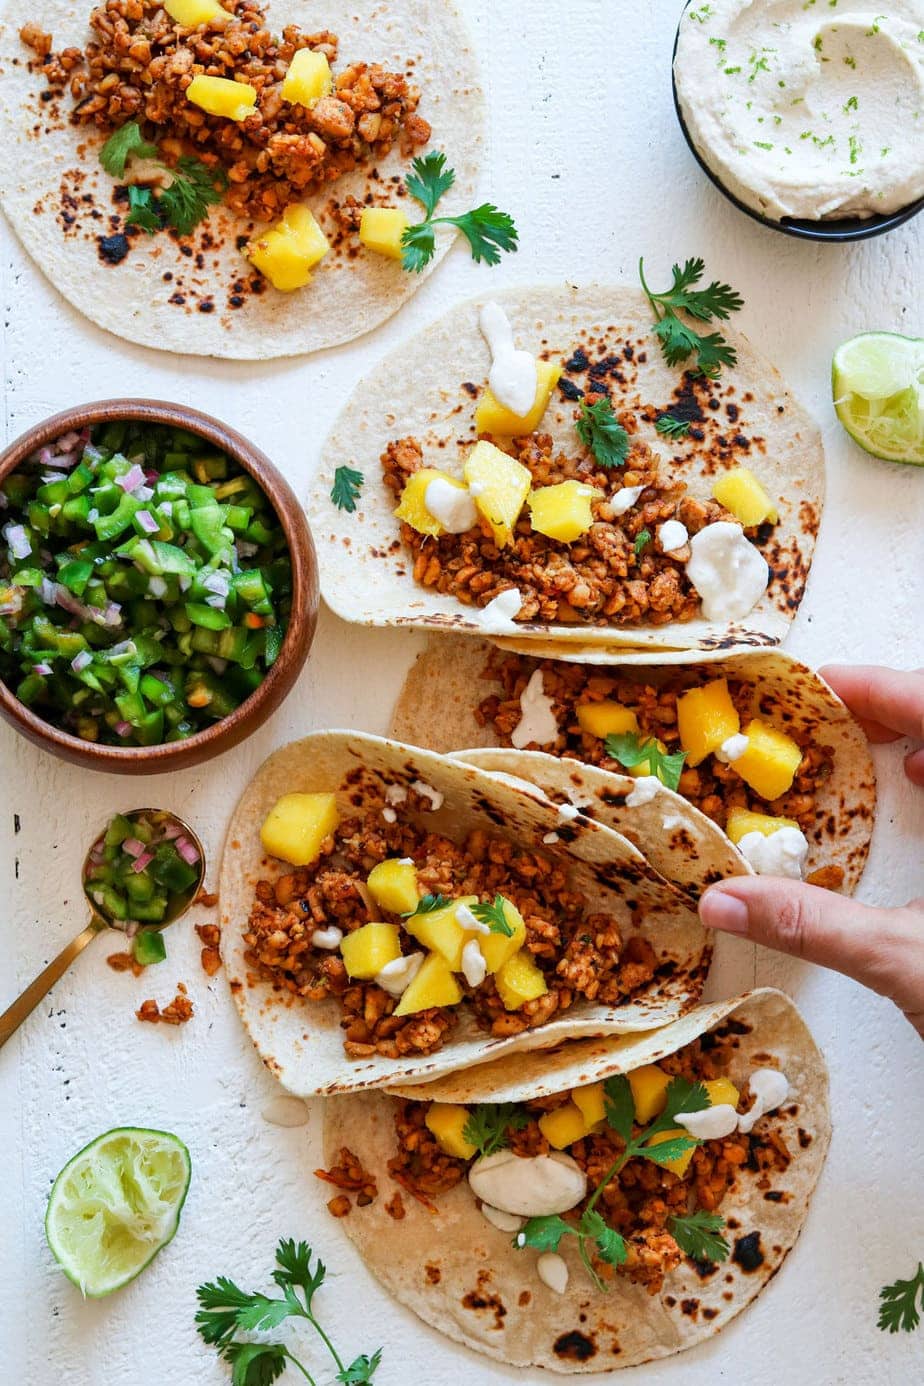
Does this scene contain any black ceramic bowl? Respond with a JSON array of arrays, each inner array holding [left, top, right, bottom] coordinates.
[[671, 8, 924, 243]]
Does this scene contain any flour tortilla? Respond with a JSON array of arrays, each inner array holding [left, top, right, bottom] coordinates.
[[219, 730, 711, 1096], [326, 988, 830, 1371], [391, 636, 875, 894], [310, 283, 824, 654], [0, 0, 481, 359]]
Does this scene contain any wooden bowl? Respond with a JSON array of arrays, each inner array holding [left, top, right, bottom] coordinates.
[[0, 399, 319, 774]]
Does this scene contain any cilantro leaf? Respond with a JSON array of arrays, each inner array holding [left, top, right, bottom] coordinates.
[[405, 151, 455, 218], [223, 1342, 289, 1386], [878, 1264, 924, 1333], [330, 465, 364, 513], [233, 1295, 298, 1335], [441, 204, 518, 265], [603, 731, 686, 792], [159, 156, 226, 236], [195, 1277, 258, 1347], [463, 1101, 530, 1158], [639, 256, 743, 378], [338, 1349, 384, 1384], [471, 894, 515, 936], [655, 414, 691, 438], [581, 1208, 627, 1266], [638, 1135, 698, 1168], [691, 331, 738, 378], [99, 120, 157, 178], [633, 529, 652, 558], [124, 184, 162, 234], [518, 1214, 574, 1253], [668, 1211, 730, 1264], [602, 1075, 635, 1143], [402, 892, 450, 919], [575, 396, 630, 468], [651, 257, 744, 322], [272, 1238, 325, 1312], [400, 220, 437, 273]]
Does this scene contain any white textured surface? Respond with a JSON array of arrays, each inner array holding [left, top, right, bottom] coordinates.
[[1, 2, 923, 1383]]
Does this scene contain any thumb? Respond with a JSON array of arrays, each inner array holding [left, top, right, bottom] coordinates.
[[699, 877, 924, 1034]]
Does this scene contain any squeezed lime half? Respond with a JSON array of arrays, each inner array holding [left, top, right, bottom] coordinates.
[[833, 331, 924, 465], [45, 1127, 191, 1297]]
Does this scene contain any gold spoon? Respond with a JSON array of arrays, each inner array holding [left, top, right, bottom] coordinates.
[[0, 809, 205, 1050]]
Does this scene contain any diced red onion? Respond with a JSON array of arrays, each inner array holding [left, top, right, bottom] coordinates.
[[3, 523, 31, 560], [122, 837, 146, 858], [178, 575, 192, 592], [37, 446, 55, 468], [57, 431, 80, 452], [42, 471, 69, 486], [0, 492, 7, 511], [204, 592, 227, 610], [70, 649, 92, 673], [162, 821, 182, 840], [135, 484, 154, 503], [206, 655, 227, 674], [132, 851, 155, 873], [40, 577, 56, 605], [87, 508, 99, 524], [116, 463, 146, 494], [237, 540, 258, 558], [136, 509, 159, 534], [148, 575, 167, 598], [176, 837, 200, 865], [33, 661, 52, 676], [115, 720, 132, 738], [202, 570, 229, 595], [159, 501, 173, 517], [144, 470, 158, 484]]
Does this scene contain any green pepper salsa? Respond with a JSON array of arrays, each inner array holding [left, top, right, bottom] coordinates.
[[84, 809, 203, 963], [0, 420, 291, 745]]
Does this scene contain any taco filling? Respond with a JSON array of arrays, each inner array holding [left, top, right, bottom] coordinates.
[[244, 784, 665, 1060], [473, 653, 844, 887], [323, 1019, 793, 1300], [381, 303, 780, 631]]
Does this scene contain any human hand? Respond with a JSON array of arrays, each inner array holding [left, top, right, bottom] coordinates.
[[699, 666, 924, 1037]]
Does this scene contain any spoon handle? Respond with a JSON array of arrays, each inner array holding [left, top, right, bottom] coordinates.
[[0, 916, 108, 1050]]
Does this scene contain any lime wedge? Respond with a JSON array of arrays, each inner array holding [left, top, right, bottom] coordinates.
[[45, 1127, 191, 1297], [832, 331, 924, 465]]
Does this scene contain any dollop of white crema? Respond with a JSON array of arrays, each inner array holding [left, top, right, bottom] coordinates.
[[738, 1069, 790, 1134], [737, 826, 809, 880], [511, 670, 559, 749], [686, 521, 769, 622], [479, 301, 538, 416], [424, 476, 478, 533]]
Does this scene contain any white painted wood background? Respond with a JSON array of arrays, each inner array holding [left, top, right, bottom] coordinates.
[[1, 2, 922, 1383]]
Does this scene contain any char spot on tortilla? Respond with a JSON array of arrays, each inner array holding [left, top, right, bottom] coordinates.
[[461, 1271, 506, 1330], [518, 1290, 531, 1307], [703, 1306, 719, 1321], [681, 1298, 699, 1319], [425, 1263, 441, 1284], [553, 1331, 597, 1362], [692, 1258, 718, 1280], [798, 1129, 812, 1149], [732, 1232, 764, 1274]]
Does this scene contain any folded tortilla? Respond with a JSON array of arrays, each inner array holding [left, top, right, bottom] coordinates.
[[219, 730, 712, 1095], [0, 0, 481, 359], [391, 636, 875, 894], [326, 988, 830, 1371], [310, 284, 824, 654]]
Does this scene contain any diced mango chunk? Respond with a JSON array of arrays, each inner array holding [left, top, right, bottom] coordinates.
[[528, 480, 598, 543], [572, 1081, 606, 1128], [165, 0, 227, 25], [676, 679, 740, 767], [246, 204, 330, 291], [281, 49, 333, 107], [732, 719, 803, 801], [404, 895, 478, 971], [359, 207, 409, 261], [726, 807, 800, 844], [576, 701, 639, 740], [463, 441, 532, 548], [478, 898, 526, 974], [646, 1129, 695, 1178], [186, 73, 256, 121], [539, 1102, 589, 1150], [495, 950, 548, 1010], [366, 859, 419, 916], [705, 1077, 740, 1110], [394, 468, 463, 538], [475, 359, 562, 437], [394, 951, 464, 1016], [339, 922, 401, 980], [628, 1064, 671, 1124], [260, 792, 339, 866], [712, 467, 778, 528], [425, 1103, 476, 1159]]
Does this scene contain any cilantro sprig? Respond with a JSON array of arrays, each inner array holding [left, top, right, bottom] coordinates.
[[330, 465, 364, 514], [518, 1076, 713, 1290], [604, 731, 686, 792], [878, 1263, 924, 1334], [400, 151, 518, 273], [655, 414, 692, 439], [462, 1102, 530, 1158], [100, 121, 226, 238], [575, 396, 630, 468], [633, 528, 652, 558], [196, 1238, 383, 1386], [639, 256, 743, 378], [668, 1210, 730, 1264], [401, 892, 450, 919], [471, 894, 515, 937]]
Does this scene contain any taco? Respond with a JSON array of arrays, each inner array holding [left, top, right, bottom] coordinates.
[[321, 988, 829, 1372], [219, 730, 712, 1095], [0, 0, 482, 358], [391, 636, 875, 893], [310, 284, 824, 655]]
